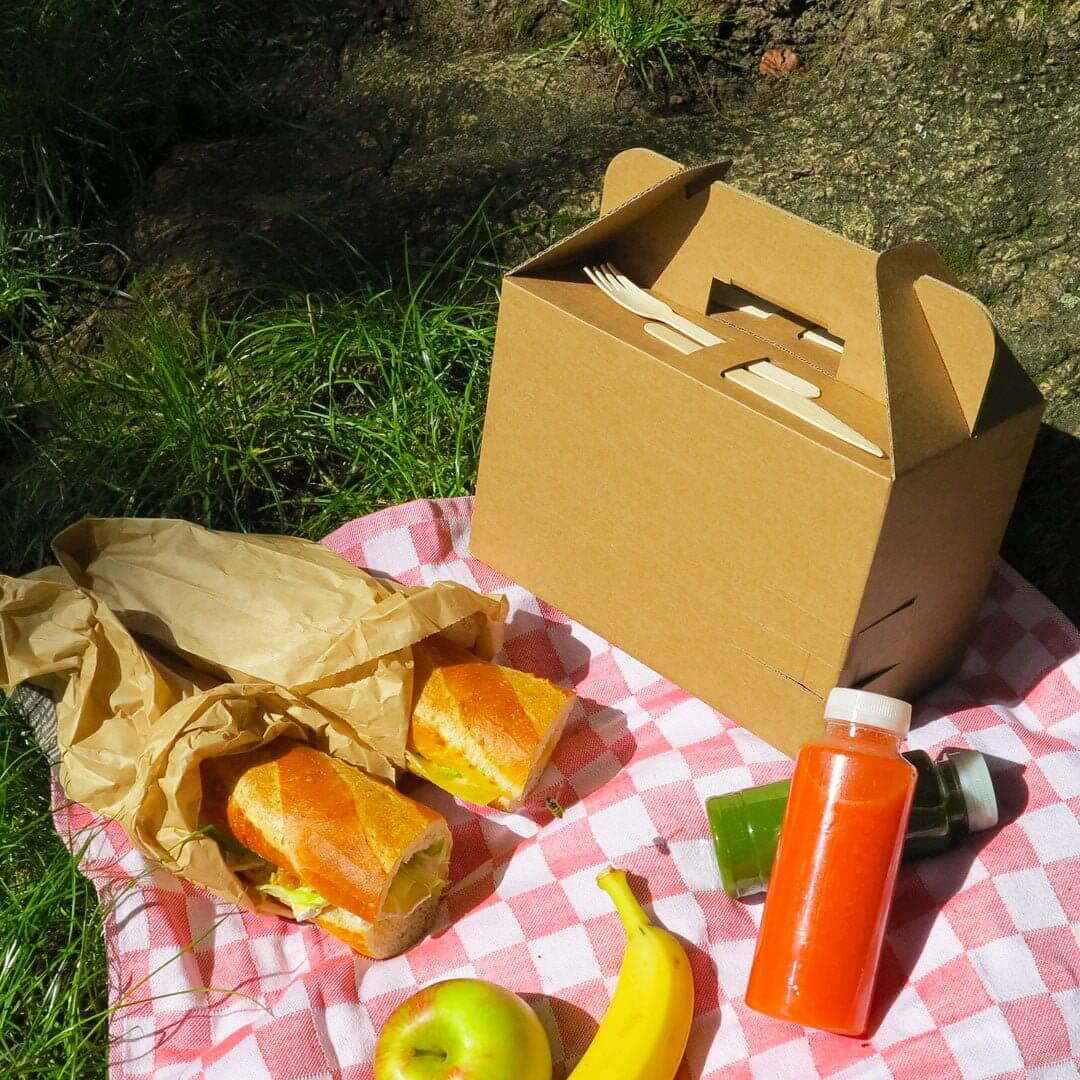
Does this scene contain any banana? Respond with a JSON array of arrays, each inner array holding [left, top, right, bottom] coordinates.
[[569, 867, 694, 1080]]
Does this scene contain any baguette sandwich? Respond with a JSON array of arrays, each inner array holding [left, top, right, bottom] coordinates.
[[407, 636, 576, 810], [201, 740, 451, 959]]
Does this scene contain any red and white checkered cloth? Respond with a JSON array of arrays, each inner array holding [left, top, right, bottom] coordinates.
[[51, 498, 1080, 1079]]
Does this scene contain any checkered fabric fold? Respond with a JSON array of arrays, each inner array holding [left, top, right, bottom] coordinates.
[[50, 498, 1080, 1079]]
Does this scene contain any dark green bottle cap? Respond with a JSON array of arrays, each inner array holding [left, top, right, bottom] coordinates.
[[942, 748, 999, 832]]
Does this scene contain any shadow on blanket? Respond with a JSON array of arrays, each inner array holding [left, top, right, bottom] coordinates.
[[868, 753, 1030, 1037]]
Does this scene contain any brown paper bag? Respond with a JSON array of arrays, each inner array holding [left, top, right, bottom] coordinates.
[[0, 518, 507, 913]]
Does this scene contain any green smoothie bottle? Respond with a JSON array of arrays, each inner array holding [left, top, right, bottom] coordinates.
[[707, 748, 998, 899]]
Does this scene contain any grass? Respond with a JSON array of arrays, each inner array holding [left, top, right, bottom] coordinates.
[[0, 694, 110, 1077], [550, 0, 723, 90], [1, 223, 74, 339], [0, 220, 127, 390], [1, 213, 501, 575], [0, 0, 293, 524], [0, 0, 271, 228], [938, 243, 980, 283]]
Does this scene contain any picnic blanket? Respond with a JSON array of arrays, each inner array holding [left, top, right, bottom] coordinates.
[[35, 497, 1080, 1079]]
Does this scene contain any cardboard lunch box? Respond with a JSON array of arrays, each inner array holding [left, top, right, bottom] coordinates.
[[471, 148, 1044, 757]]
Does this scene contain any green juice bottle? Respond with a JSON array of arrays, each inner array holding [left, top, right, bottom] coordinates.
[[707, 748, 999, 899]]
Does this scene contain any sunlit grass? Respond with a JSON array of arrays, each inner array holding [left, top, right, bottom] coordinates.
[[0, 213, 500, 573], [552, 0, 723, 90], [0, 694, 109, 1077]]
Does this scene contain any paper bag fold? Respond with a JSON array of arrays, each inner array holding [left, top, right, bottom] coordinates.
[[0, 517, 507, 913]]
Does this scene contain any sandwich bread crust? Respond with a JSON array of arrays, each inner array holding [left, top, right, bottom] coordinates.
[[202, 740, 451, 958], [408, 636, 575, 809]]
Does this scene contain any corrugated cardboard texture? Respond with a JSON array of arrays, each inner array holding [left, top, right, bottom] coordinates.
[[473, 148, 1044, 756]]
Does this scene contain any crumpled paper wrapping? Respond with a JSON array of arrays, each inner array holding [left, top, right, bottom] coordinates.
[[0, 518, 507, 913]]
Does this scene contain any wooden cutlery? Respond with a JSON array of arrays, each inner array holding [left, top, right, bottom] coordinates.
[[584, 262, 884, 458], [584, 262, 820, 399]]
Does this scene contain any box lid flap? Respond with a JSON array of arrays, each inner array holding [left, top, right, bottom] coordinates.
[[913, 273, 1043, 435], [877, 242, 1043, 471], [911, 270, 998, 433], [876, 242, 972, 473], [599, 147, 685, 213], [508, 154, 732, 277]]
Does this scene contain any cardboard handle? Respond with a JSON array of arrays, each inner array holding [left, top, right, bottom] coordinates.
[[600, 149, 684, 215], [913, 275, 999, 434]]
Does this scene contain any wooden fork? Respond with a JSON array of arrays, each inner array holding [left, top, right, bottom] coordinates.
[[584, 262, 820, 399]]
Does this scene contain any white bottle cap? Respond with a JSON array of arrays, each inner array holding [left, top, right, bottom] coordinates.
[[824, 687, 912, 738], [944, 749, 999, 832]]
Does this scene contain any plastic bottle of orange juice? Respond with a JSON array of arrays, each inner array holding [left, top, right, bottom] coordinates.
[[745, 688, 917, 1036]]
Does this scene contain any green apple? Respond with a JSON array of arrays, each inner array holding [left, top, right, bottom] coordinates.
[[374, 978, 553, 1080]]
